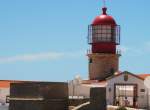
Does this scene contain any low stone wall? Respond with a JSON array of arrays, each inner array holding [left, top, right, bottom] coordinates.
[[9, 82, 68, 110], [69, 99, 89, 107]]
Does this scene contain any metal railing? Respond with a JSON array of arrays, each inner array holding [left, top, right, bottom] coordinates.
[[87, 49, 121, 55]]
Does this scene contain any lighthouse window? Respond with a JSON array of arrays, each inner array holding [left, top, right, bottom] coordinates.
[[92, 28, 96, 33], [98, 29, 102, 33], [106, 25, 111, 29], [106, 29, 111, 33], [89, 58, 93, 63], [91, 25, 115, 42], [102, 25, 107, 29], [107, 34, 111, 38], [101, 25, 111, 29], [102, 30, 107, 33], [101, 34, 105, 38]]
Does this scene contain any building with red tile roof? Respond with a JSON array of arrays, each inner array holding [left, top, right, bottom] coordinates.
[[138, 74, 150, 80]]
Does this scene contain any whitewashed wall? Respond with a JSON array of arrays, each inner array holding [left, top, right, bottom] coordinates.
[[68, 77, 107, 98], [68, 80, 90, 98], [0, 88, 9, 104], [106, 73, 148, 109]]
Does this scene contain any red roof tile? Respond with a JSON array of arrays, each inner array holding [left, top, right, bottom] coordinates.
[[0, 80, 40, 88], [138, 74, 150, 80], [0, 80, 23, 88], [82, 80, 106, 84]]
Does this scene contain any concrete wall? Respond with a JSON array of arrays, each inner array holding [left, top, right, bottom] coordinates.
[[88, 53, 119, 80], [107, 73, 148, 109]]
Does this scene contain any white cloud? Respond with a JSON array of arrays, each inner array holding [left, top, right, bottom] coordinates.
[[0, 51, 85, 63], [118, 46, 129, 53], [144, 42, 150, 51], [0, 52, 64, 63], [118, 41, 150, 57], [146, 42, 150, 46], [64, 50, 85, 58]]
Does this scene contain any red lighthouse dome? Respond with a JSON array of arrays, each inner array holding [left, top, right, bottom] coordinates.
[[88, 7, 120, 54], [92, 7, 116, 26]]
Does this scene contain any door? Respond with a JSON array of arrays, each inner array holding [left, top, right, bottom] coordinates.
[[114, 84, 137, 107]]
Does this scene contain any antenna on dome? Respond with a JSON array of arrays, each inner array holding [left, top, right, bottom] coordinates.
[[103, 0, 106, 7], [102, 0, 107, 15]]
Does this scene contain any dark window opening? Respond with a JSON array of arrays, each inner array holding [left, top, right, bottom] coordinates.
[[89, 58, 93, 63], [110, 68, 115, 74], [140, 89, 145, 92]]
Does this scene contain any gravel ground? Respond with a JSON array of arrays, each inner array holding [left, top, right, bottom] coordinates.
[[0, 106, 8, 110], [107, 105, 146, 110]]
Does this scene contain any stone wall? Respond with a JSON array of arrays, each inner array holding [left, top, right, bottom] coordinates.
[[9, 82, 68, 110], [88, 53, 119, 80]]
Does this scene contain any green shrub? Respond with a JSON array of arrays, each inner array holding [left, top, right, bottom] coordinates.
[[116, 106, 127, 110]]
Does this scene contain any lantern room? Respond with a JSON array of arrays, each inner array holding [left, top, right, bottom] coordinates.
[[88, 7, 120, 53]]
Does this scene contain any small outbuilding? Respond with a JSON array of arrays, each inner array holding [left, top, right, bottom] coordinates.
[[106, 71, 149, 109]]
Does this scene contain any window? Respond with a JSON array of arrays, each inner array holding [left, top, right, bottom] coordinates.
[[140, 89, 145, 92], [89, 58, 92, 63], [92, 25, 114, 42], [110, 68, 114, 74], [88, 25, 120, 44]]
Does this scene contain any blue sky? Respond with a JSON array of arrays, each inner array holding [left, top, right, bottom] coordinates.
[[0, 0, 150, 81]]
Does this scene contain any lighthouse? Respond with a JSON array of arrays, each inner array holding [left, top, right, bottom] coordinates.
[[87, 6, 121, 80]]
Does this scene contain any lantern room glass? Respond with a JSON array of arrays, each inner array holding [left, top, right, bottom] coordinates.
[[88, 25, 120, 44]]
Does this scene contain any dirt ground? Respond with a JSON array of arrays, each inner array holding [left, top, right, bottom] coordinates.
[[107, 105, 146, 110]]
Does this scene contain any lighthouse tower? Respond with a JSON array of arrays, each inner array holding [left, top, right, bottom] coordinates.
[[87, 6, 121, 80]]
